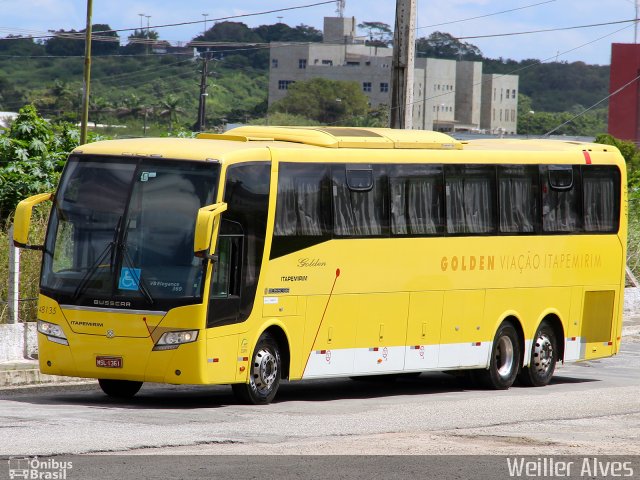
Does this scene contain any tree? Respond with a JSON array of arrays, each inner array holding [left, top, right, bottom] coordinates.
[[253, 23, 321, 43], [45, 24, 119, 56], [0, 35, 45, 56], [121, 28, 160, 55], [270, 78, 369, 125], [159, 94, 184, 132], [416, 32, 482, 60], [357, 21, 392, 47], [89, 24, 120, 55], [0, 105, 74, 219]]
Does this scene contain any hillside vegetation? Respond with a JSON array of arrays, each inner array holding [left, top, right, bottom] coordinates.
[[0, 22, 611, 136]]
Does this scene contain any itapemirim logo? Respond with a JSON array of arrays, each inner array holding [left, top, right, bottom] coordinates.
[[7, 457, 73, 479]]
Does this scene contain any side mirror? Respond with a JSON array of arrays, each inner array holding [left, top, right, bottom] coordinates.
[[193, 202, 228, 256], [13, 192, 53, 250]]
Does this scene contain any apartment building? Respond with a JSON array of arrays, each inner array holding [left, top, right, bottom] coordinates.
[[481, 74, 519, 134], [268, 17, 518, 133]]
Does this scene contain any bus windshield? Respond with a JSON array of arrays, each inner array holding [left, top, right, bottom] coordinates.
[[41, 156, 220, 310]]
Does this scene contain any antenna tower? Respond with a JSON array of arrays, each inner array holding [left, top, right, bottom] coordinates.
[[336, 0, 345, 17]]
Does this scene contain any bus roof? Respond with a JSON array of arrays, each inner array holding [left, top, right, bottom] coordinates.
[[73, 127, 619, 162]]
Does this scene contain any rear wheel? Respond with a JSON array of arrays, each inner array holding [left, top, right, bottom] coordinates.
[[232, 333, 281, 404], [519, 321, 558, 387], [98, 379, 143, 398], [474, 322, 521, 389]]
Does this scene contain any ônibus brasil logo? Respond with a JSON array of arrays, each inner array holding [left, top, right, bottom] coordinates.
[[8, 457, 72, 479]]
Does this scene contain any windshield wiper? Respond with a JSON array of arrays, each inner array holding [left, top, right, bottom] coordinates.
[[71, 216, 122, 301]]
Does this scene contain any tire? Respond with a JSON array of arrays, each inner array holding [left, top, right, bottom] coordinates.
[[474, 322, 521, 390], [98, 379, 143, 398], [232, 333, 281, 405], [519, 321, 558, 387]]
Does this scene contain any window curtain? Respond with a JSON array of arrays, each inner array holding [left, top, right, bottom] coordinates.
[[584, 176, 615, 232], [499, 176, 535, 233], [333, 183, 383, 236], [542, 189, 579, 232], [447, 176, 493, 234], [391, 177, 439, 235], [275, 175, 323, 236]]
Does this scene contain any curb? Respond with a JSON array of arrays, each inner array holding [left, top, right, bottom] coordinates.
[[0, 361, 84, 389]]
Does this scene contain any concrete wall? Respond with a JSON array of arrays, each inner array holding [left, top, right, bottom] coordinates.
[[480, 74, 519, 134], [455, 61, 482, 129], [323, 16, 356, 44], [414, 58, 457, 131], [0, 322, 36, 363]]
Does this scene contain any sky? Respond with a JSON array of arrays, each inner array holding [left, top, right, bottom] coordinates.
[[0, 0, 638, 65]]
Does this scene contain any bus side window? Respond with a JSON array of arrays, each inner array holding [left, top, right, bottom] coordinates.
[[541, 165, 582, 233], [271, 163, 331, 259], [389, 164, 444, 236], [445, 165, 497, 235], [582, 165, 620, 233], [498, 165, 539, 234], [333, 164, 388, 237]]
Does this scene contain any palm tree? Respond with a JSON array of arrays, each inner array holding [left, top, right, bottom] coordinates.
[[159, 94, 183, 132]]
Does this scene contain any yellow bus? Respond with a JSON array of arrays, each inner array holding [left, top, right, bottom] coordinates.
[[14, 127, 627, 404]]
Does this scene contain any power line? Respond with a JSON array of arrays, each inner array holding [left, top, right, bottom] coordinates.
[[457, 18, 637, 40], [0, 1, 336, 41], [417, 0, 556, 30]]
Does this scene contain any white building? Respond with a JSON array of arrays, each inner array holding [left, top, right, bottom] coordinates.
[[268, 17, 518, 133]]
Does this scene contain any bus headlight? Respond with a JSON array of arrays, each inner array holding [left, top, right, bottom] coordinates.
[[37, 320, 69, 346], [153, 330, 199, 351]]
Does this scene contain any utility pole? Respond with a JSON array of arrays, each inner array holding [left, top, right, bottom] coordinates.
[[80, 0, 93, 145], [196, 53, 209, 132], [390, 0, 416, 129]]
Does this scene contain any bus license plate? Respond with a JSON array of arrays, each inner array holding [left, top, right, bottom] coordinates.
[[96, 356, 123, 368]]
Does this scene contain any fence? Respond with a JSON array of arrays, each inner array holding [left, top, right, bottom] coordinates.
[[1, 226, 38, 324]]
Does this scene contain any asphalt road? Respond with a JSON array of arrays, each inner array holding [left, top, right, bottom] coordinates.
[[1, 322, 639, 460]]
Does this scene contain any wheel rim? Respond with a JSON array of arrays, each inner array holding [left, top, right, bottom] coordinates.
[[532, 332, 554, 376], [251, 348, 278, 395], [495, 335, 515, 379]]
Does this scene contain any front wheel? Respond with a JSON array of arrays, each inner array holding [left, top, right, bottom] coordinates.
[[519, 321, 558, 387], [474, 322, 521, 389], [98, 379, 143, 398], [232, 333, 281, 404]]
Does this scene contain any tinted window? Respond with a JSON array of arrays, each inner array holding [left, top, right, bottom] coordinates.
[[583, 166, 620, 233], [445, 165, 496, 234], [274, 163, 331, 237], [333, 164, 388, 236], [389, 165, 444, 235], [542, 165, 581, 232], [498, 165, 539, 233]]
